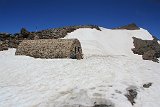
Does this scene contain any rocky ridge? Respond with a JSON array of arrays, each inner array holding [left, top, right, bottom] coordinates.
[[0, 25, 100, 51], [113, 23, 140, 30]]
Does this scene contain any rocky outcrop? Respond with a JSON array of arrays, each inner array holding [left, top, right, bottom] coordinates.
[[0, 33, 10, 51], [0, 41, 8, 51], [132, 37, 160, 62], [33, 25, 101, 39], [125, 86, 138, 105], [0, 25, 101, 51], [0, 33, 23, 50], [20, 28, 30, 38], [113, 23, 140, 30]]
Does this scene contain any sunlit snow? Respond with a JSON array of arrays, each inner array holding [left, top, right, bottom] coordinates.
[[0, 28, 160, 107]]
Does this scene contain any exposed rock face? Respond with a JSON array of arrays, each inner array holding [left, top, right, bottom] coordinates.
[[0, 33, 23, 50], [142, 50, 158, 62], [0, 33, 10, 51], [20, 28, 30, 38], [125, 86, 138, 105], [33, 25, 101, 39], [132, 37, 160, 62], [113, 23, 140, 30], [0, 41, 8, 51], [0, 25, 101, 51]]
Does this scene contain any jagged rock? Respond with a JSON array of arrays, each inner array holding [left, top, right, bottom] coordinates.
[[8, 39, 22, 48], [142, 50, 158, 62], [34, 25, 101, 39], [20, 28, 30, 38], [125, 86, 138, 105], [143, 83, 152, 88], [113, 23, 140, 30], [0, 41, 8, 51], [0, 33, 11, 41], [0, 33, 23, 49], [132, 37, 160, 62], [0, 25, 101, 51], [152, 35, 159, 41], [0, 33, 10, 51]]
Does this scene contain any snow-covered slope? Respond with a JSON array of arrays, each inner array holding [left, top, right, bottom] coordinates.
[[0, 28, 160, 107], [65, 27, 153, 57]]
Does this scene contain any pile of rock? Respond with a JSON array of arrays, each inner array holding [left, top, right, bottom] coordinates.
[[15, 25, 100, 40], [132, 37, 160, 62], [113, 23, 140, 30], [0, 40, 8, 51], [0, 33, 23, 50], [0, 33, 10, 51]]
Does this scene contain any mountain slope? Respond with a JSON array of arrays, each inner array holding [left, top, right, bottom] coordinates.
[[65, 27, 153, 57], [0, 27, 160, 107]]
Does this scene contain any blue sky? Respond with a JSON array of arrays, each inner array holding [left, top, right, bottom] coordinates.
[[0, 0, 160, 39]]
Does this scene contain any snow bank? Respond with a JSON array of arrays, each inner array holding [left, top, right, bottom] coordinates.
[[0, 28, 160, 107]]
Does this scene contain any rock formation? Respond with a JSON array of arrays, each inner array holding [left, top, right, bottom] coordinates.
[[0, 25, 101, 51], [113, 23, 140, 30], [132, 37, 160, 62], [33, 25, 101, 39]]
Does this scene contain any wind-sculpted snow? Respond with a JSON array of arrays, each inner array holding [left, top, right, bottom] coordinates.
[[0, 27, 160, 107]]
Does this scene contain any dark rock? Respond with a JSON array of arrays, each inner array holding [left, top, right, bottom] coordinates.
[[142, 50, 159, 62], [152, 35, 159, 41], [8, 39, 22, 48], [93, 98, 114, 107], [143, 83, 152, 88], [20, 28, 30, 38], [125, 87, 137, 105], [113, 23, 140, 30], [0, 32, 23, 50], [0, 33, 11, 41], [94, 104, 109, 107], [0, 33, 10, 51], [0, 41, 8, 51], [132, 37, 160, 62], [34, 25, 101, 39], [0, 25, 101, 51]]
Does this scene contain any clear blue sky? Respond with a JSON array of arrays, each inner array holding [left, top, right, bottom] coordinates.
[[0, 0, 160, 39]]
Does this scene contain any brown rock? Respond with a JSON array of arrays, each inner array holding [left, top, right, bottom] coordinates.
[[132, 37, 160, 62], [113, 23, 140, 30]]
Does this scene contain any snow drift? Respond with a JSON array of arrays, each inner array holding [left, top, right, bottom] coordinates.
[[0, 27, 160, 107]]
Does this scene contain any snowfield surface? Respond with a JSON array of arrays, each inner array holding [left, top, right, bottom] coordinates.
[[0, 28, 160, 107]]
